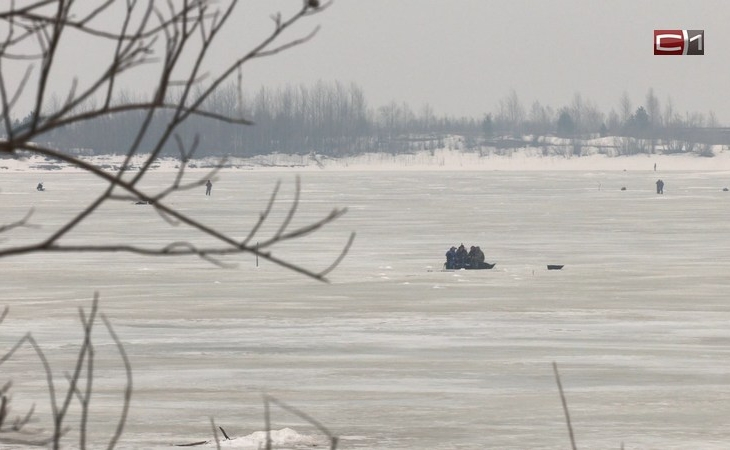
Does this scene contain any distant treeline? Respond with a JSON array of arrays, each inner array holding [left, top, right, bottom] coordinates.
[[11, 82, 728, 158]]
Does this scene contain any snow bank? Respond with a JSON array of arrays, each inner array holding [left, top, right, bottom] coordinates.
[[195, 427, 329, 449], [3, 145, 730, 173]]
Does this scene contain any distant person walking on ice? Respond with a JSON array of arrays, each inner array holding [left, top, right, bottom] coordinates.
[[205, 179, 212, 196], [656, 179, 664, 194], [36, 182, 44, 191]]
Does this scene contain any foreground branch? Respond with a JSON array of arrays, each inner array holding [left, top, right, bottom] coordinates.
[[0, 0, 351, 281]]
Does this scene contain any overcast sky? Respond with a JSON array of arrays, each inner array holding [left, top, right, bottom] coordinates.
[[8, 0, 730, 124], [227, 0, 730, 123]]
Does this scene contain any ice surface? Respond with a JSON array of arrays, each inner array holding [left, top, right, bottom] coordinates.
[[2, 167, 730, 449]]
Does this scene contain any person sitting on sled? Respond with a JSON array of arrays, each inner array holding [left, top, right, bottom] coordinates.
[[473, 246, 486, 268], [467, 246, 478, 268], [445, 246, 457, 269], [455, 244, 468, 269]]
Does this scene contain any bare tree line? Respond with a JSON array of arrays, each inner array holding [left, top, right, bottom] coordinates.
[[489, 88, 723, 152], [10, 81, 726, 159], [13, 80, 481, 157]]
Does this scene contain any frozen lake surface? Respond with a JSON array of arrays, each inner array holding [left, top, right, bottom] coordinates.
[[2, 169, 730, 449]]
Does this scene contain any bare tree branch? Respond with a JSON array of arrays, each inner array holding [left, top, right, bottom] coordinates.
[[0, 1, 351, 447], [0, 208, 37, 233], [2, 140, 350, 281], [0, 294, 134, 448], [264, 394, 339, 450], [0, 0, 350, 279], [553, 362, 577, 450], [101, 312, 133, 450]]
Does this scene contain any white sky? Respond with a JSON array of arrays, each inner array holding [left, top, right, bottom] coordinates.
[[231, 0, 730, 122], [6, 0, 730, 123]]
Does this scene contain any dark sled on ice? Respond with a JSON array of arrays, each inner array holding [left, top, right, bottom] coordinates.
[[442, 262, 495, 271], [547, 264, 564, 270]]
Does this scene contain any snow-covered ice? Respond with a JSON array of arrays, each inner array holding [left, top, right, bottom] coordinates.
[[2, 159, 730, 449]]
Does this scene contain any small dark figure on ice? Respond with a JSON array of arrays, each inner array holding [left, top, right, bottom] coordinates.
[[656, 179, 664, 194], [205, 179, 212, 196], [36, 182, 44, 191]]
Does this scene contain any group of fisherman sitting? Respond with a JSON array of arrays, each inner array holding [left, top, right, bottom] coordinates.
[[445, 244, 490, 270]]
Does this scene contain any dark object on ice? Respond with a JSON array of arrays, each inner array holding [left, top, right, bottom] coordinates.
[[656, 179, 664, 194], [442, 261, 495, 271], [444, 244, 492, 270], [472, 262, 496, 270], [620, 186, 626, 191], [547, 265, 564, 270], [36, 182, 44, 191], [723, 187, 729, 192], [175, 440, 208, 447], [205, 179, 212, 196], [135, 200, 150, 205]]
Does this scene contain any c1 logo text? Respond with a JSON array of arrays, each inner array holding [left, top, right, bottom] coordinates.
[[654, 30, 704, 55]]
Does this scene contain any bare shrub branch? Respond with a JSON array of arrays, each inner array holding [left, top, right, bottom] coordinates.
[[0, 0, 352, 282], [553, 362, 577, 450], [264, 394, 339, 450], [0, 1, 349, 448], [0, 294, 130, 448]]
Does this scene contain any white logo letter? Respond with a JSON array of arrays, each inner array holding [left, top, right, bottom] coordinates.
[[656, 33, 682, 52]]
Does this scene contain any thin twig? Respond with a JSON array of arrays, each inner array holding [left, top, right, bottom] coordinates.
[[553, 362, 577, 450], [101, 313, 133, 450], [209, 417, 221, 450]]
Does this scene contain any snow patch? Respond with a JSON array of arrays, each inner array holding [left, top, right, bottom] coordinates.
[[198, 427, 328, 449]]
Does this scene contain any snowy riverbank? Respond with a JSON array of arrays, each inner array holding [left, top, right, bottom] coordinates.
[[3, 146, 730, 173]]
